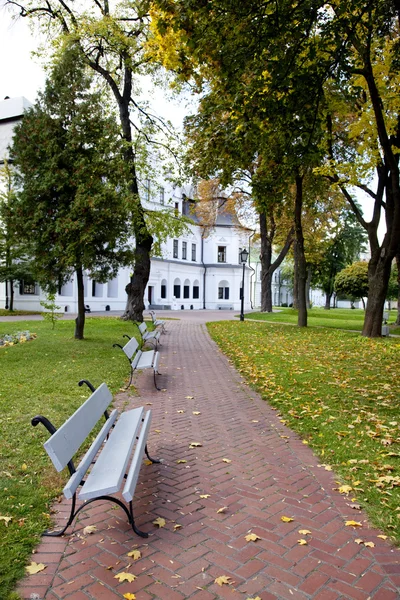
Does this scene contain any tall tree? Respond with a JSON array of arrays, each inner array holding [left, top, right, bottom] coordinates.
[[10, 44, 134, 339], [8, 0, 178, 321]]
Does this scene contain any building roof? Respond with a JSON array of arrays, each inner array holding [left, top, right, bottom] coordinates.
[[0, 96, 32, 122]]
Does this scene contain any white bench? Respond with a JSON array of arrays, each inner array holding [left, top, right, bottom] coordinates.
[[149, 310, 166, 333], [31, 381, 159, 538], [113, 335, 161, 390], [137, 321, 161, 349]]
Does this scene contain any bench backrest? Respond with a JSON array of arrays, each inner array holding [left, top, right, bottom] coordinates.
[[43, 383, 113, 472], [138, 322, 148, 336], [122, 336, 140, 360]]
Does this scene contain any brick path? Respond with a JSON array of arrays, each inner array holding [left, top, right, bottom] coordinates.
[[18, 315, 400, 599]]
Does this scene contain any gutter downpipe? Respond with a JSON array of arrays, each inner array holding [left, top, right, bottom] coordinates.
[[248, 230, 256, 309], [201, 233, 206, 309]]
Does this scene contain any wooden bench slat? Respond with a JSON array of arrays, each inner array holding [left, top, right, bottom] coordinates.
[[44, 383, 112, 472], [63, 409, 118, 500], [123, 410, 152, 502], [78, 407, 144, 501]]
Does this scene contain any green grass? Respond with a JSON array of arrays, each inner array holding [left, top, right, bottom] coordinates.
[[245, 307, 400, 335], [207, 320, 400, 544], [0, 317, 141, 600], [0, 309, 41, 316]]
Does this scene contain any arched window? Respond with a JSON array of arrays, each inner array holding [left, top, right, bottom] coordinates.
[[218, 280, 229, 300], [173, 278, 181, 299], [161, 279, 167, 299], [183, 278, 190, 299], [193, 279, 200, 299]]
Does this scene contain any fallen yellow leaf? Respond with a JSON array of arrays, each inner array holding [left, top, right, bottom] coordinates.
[[246, 597, 261, 600], [345, 520, 362, 527], [153, 517, 166, 528], [185, 396, 194, 399], [26, 562, 46, 575], [338, 485, 353, 494], [298, 529, 311, 535], [217, 507, 228, 514], [245, 533, 261, 542], [280, 516, 294, 523], [222, 458, 231, 463], [176, 459, 187, 464], [83, 525, 97, 535], [189, 442, 202, 448], [377, 534, 388, 540], [0, 516, 12, 526], [177, 410, 184, 413], [199, 494, 210, 499], [127, 550, 141, 560], [144, 459, 152, 465], [123, 594, 136, 600], [193, 411, 201, 415], [173, 524, 182, 531], [364, 541, 375, 548], [154, 429, 162, 434], [114, 572, 137, 583], [297, 539, 308, 545], [355, 538, 364, 544], [215, 575, 233, 586]]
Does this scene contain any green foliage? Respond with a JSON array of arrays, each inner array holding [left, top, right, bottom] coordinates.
[[208, 320, 400, 542], [40, 293, 63, 329], [334, 261, 369, 302], [387, 262, 399, 301], [10, 44, 134, 306], [0, 317, 140, 598]]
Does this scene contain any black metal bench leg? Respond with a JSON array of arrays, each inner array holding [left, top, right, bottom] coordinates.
[[154, 370, 161, 391], [129, 501, 148, 538], [43, 493, 77, 537], [145, 444, 161, 464]]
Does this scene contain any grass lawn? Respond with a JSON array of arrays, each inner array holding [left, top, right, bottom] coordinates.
[[0, 309, 41, 317], [207, 320, 400, 545], [245, 306, 400, 335], [0, 317, 141, 600]]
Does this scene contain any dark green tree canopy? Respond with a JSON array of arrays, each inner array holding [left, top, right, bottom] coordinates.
[[334, 261, 369, 302]]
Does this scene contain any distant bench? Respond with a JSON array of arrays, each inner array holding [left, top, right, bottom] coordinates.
[[114, 335, 161, 390], [32, 380, 159, 537], [137, 321, 161, 349], [217, 305, 234, 310]]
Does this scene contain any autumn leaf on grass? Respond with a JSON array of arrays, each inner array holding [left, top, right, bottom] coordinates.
[[345, 520, 362, 527], [222, 458, 231, 463], [83, 525, 97, 535], [338, 485, 353, 494], [114, 572, 137, 583], [26, 562, 46, 575], [215, 575, 233, 586], [153, 517, 166, 528], [123, 594, 137, 600], [127, 550, 141, 560], [0, 516, 12, 526], [217, 507, 228, 514], [245, 533, 261, 542], [297, 539, 308, 545], [189, 442, 202, 448], [280, 516, 294, 523]]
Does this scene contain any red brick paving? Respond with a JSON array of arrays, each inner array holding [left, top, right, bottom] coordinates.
[[18, 315, 400, 599]]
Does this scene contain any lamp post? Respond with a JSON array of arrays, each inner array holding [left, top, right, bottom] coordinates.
[[239, 248, 249, 321]]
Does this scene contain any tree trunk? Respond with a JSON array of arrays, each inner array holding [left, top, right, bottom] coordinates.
[[362, 253, 392, 336], [10, 279, 14, 311], [259, 211, 294, 312], [396, 254, 400, 325], [294, 173, 307, 327], [123, 237, 153, 321], [324, 292, 332, 309], [74, 266, 85, 340], [306, 265, 312, 309]]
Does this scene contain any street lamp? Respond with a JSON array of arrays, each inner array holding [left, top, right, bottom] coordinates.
[[239, 248, 249, 321]]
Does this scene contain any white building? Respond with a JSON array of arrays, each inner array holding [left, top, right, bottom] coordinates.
[[0, 96, 253, 313]]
